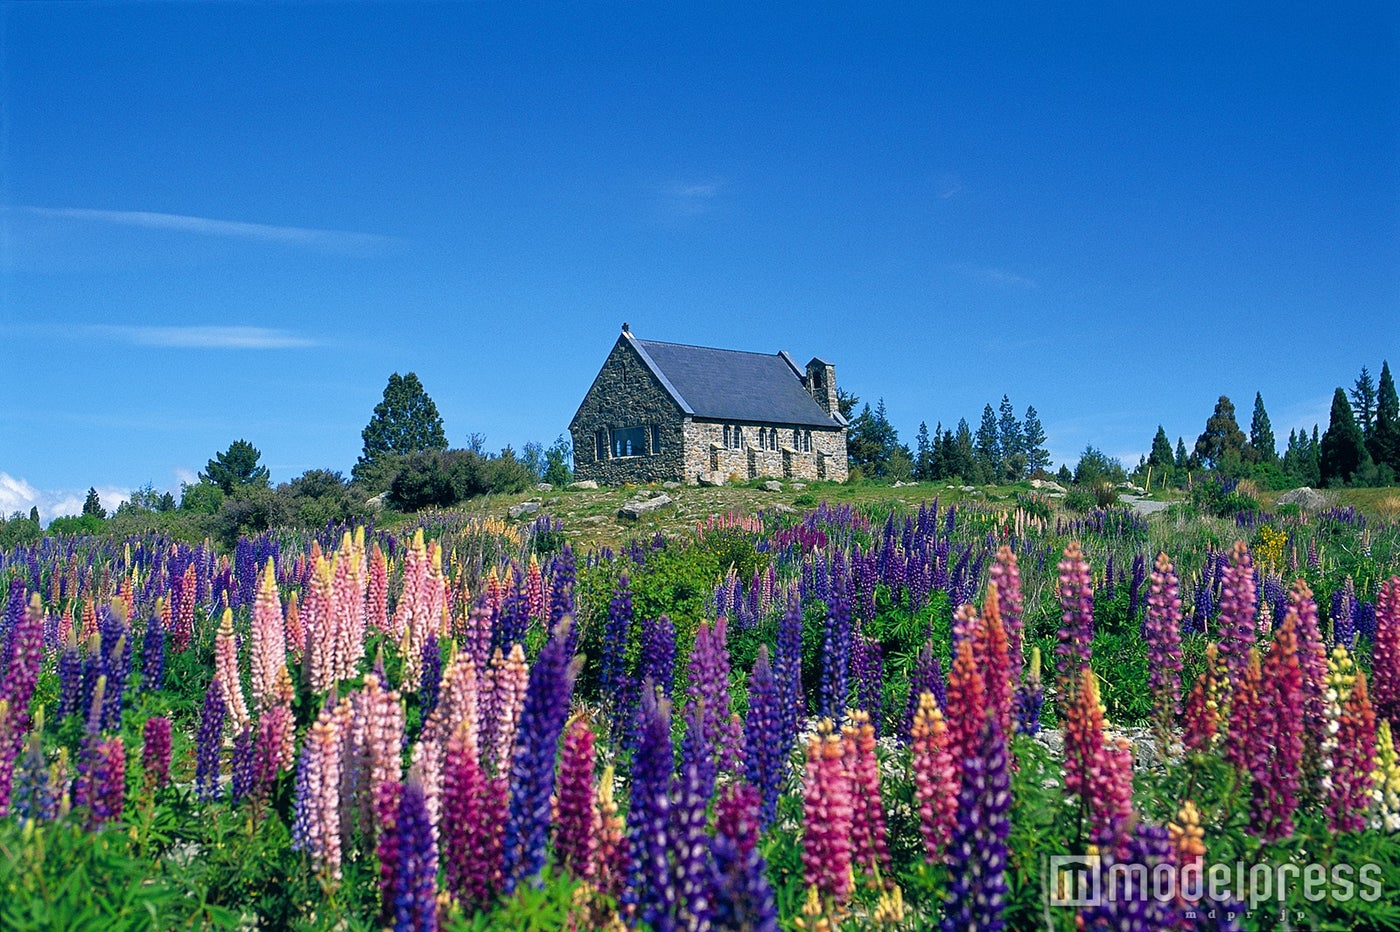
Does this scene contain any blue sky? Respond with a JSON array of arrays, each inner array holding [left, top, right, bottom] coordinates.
[[2, 2, 1397, 519]]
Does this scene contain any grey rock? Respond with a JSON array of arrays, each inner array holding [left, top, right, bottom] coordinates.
[[762, 480, 783, 492], [619, 493, 673, 519], [1029, 478, 1067, 493], [662, 481, 682, 489], [1278, 487, 1328, 511], [508, 501, 540, 519], [697, 472, 725, 487], [568, 480, 599, 490], [365, 492, 390, 511], [791, 482, 807, 490], [534, 482, 554, 492]]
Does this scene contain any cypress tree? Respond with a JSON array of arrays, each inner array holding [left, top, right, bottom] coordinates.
[[355, 372, 449, 485], [1175, 437, 1189, 469], [974, 405, 999, 482], [915, 421, 935, 481], [1370, 361, 1400, 471], [954, 419, 977, 482], [1249, 392, 1277, 462], [1194, 396, 1247, 470], [997, 395, 1022, 481], [1319, 388, 1369, 486]]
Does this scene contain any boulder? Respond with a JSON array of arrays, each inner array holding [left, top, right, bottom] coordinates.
[[619, 494, 673, 520], [662, 481, 682, 490], [791, 482, 807, 490], [365, 492, 390, 512], [1029, 478, 1067, 493], [1278, 487, 1328, 511], [534, 482, 553, 492], [568, 480, 600, 490], [697, 472, 725, 487], [508, 501, 540, 519], [762, 480, 783, 492]]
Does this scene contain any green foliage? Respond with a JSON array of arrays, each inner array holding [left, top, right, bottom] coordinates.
[[1148, 425, 1175, 470], [542, 435, 573, 487], [47, 513, 108, 536], [1072, 444, 1126, 487], [180, 480, 225, 515], [1064, 486, 1096, 513], [200, 439, 271, 495], [846, 398, 909, 479], [354, 372, 449, 486], [0, 512, 43, 548], [1194, 395, 1248, 470], [1249, 391, 1276, 462]]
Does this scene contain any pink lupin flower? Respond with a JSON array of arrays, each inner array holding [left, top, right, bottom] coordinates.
[[990, 545, 1025, 688], [1055, 541, 1094, 699], [842, 709, 891, 884], [356, 670, 406, 829], [945, 636, 987, 777], [1217, 541, 1258, 686], [172, 564, 196, 653], [593, 765, 628, 902], [283, 591, 304, 661], [1224, 650, 1263, 774], [910, 691, 958, 863], [432, 651, 480, 739], [215, 608, 251, 732], [554, 715, 598, 882], [524, 554, 545, 621], [142, 715, 172, 791], [484, 566, 504, 620], [484, 643, 528, 775], [802, 718, 854, 904], [330, 537, 364, 685], [367, 541, 390, 635], [303, 555, 336, 694], [977, 586, 1014, 742], [250, 559, 286, 710], [294, 696, 351, 879]]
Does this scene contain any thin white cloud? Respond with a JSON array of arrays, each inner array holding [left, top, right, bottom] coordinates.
[[657, 180, 724, 217], [936, 173, 963, 200], [15, 206, 398, 255], [89, 325, 316, 349], [956, 264, 1038, 290], [0, 473, 131, 524], [174, 467, 199, 486]]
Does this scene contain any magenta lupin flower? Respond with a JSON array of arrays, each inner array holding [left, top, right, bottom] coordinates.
[[1249, 613, 1306, 841], [1288, 579, 1330, 742], [842, 710, 891, 883], [802, 718, 854, 903], [442, 719, 495, 909], [292, 695, 351, 879], [1373, 577, 1400, 730], [1144, 553, 1184, 755], [990, 545, 1025, 688], [1055, 541, 1095, 698], [553, 715, 598, 882], [1216, 541, 1258, 686], [142, 716, 172, 791]]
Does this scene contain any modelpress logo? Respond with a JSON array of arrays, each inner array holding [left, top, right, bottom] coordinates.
[[1045, 854, 1383, 911]]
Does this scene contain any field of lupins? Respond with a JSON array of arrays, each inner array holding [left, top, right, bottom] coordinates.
[[1, 498, 1399, 930]]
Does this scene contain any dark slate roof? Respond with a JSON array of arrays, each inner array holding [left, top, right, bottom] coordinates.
[[629, 335, 843, 429]]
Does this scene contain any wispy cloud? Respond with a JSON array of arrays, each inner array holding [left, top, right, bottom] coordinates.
[[0, 472, 132, 524], [955, 264, 1038, 290], [89, 325, 316, 349], [657, 180, 724, 217], [936, 173, 963, 200], [13, 206, 398, 255]]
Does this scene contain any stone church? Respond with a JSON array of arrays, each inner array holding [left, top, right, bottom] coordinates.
[[569, 325, 849, 485]]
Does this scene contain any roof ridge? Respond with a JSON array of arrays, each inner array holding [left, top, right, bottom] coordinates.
[[635, 337, 782, 360]]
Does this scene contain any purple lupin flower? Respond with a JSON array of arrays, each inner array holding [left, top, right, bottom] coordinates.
[[1144, 553, 1184, 754], [141, 609, 166, 692], [2, 592, 43, 721], [1216, 542, 1258, 685], [419, 632, 442, 719], [142, 716, 172, 790], [501, 618, 581, 892], [641, 615, 676, 698], [601, 573, 634, 698], [1055, 542, 1095, 700], [670, 757, 715, 930], [626, 681, 675, 930], [0, 579, 24, 648], [1080, 822, 1180, 931], [773, 598, 805, 747], [196, 678, 226, 801], [743, 645, 786, 828], [819, 573, 852, 724], [98, 609, 131, 732], [685, 617, 738, 780], [56, 632, 82, 720], [940, 711, 1011, 932], [11, 726, 55, 823], [903, 640, 946, 742], [1332, 576, 1358, 649], [710, 782, 778, 932], [379, 778, 438, 932], [1014, 647, 1045, 736], [548, 545, 576, 654], [852, 630, 884, 735], [230, 726, 256, 804]]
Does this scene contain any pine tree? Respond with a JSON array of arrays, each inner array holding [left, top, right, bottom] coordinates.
[[355, 372, 449, 484], [200, 439, 271, 494], [1147, 426, 1174, 469], [1175, 437, 1189, 469], [1370, 360, 1400, 471], [1320, 387, 1369, 486], [974, 404, 1000, 482], [1249, 392, 1277, 462], [1194, 396, 1247, 470], [1350, 366, 1377, 442], [997, 395, 1022, 481], [954, 419, 978, 482], [82, 488, 105, 520], [914, 421, 934, 481], [1021, 406, 1051, 476]]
